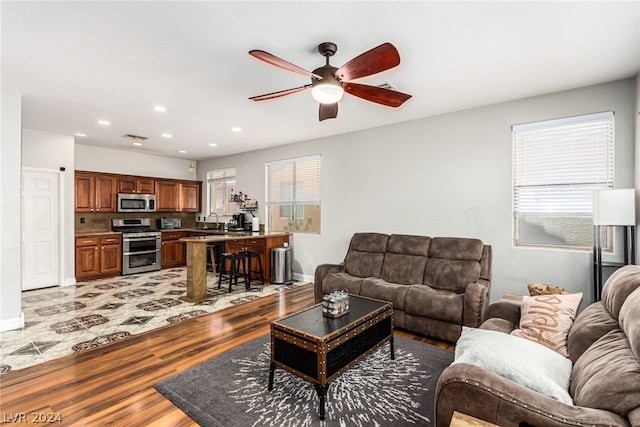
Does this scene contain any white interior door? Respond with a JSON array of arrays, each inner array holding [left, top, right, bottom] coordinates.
[[22, 169, 60, 290]]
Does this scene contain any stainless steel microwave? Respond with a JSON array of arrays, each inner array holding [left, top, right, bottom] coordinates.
[[117, 193, 156, 213]]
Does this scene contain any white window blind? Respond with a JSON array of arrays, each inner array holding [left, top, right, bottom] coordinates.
[[266, 155, 321, 233], [512, 111, 614, 248], [206, 168, 236, 216]]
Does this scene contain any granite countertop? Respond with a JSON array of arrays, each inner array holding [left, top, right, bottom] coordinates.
[[179, 231, 290, 243], [75, 231, 123, 237]]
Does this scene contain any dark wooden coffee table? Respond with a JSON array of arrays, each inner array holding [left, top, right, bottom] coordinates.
[[268, 294, 394, 420]]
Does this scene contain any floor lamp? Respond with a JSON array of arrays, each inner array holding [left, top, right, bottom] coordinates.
[[592, 189, 636, 301]]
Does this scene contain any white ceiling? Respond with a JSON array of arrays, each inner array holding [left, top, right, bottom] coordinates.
[[2, 1, 639, 160]]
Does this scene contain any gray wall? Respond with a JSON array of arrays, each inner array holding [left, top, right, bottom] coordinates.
[[1, 91, 23, 330], [198, 78, 637, 304]]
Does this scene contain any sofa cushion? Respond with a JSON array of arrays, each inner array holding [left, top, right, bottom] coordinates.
[[454, 327, 574, 405], [343, 233, 389, 278], [380, 234, 430, 284], [360, 278, 409, 311], [423, 237, 483, 292], [321, 272, 363, 296], [571, 329, 640, 416], [567, 301, 618, 364], [404, 285, 463, 324], [619, 287, 640, 360], [602, 265, 640, 319], [511, 293, 583, 357]]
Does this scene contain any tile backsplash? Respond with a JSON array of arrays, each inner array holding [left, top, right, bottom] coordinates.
[[75, 212, 197, 233]]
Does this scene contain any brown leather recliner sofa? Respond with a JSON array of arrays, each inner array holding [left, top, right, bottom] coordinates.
[[314, 232, 492, 343], [435, 265, 640, 427]]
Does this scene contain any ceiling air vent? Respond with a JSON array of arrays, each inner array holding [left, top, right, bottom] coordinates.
[[122, 134, 148, 141]]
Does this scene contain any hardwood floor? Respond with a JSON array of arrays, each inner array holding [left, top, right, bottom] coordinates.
[[0, 285, 453, 426]]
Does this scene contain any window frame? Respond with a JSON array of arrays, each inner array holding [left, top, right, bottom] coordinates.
[[265, 154, 321, 234], [512, 111, 615, 250], [206, 168, 237, 218]]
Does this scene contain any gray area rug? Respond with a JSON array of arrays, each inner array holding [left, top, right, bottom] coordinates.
[[155, 335, 454, 427]]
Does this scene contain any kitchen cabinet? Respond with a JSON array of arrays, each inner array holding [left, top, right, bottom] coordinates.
[[225, 234, 289, 282], [117, 176, 155, 194], [75, 172, 116, 213], [179, 181, 201, 212], [75, 234, 122, 281], [161, 231, 186, 268], [155, 180, 179, 211], [156, 180, 202, 212]]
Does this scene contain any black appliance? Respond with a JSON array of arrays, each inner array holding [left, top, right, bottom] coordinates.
[[231, 213, 246, 231], [111, 218, 161, 275]]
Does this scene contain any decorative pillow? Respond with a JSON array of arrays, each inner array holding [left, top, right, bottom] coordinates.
[[511, 292, 583, 357], [454, 327, 574, 405]]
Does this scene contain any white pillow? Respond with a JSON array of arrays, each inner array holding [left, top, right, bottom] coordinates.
[[453, 327, 574, 405]]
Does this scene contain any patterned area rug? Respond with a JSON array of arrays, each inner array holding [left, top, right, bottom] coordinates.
[[155, 335, 454, 427], [0, 268, 307, 374]]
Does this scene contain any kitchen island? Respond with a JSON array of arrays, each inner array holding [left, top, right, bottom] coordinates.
[[179, 232, 290, 303]]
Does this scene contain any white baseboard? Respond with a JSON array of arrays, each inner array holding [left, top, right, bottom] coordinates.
[[0, 312, 24, 332], [294, 272, 313, 283], [62, 277, 77, 287]]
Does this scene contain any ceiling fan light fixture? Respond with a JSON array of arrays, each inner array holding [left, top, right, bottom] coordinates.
[[311, 83, 344, 104]]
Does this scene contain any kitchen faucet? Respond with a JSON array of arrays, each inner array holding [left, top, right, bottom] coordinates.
[[202, 213, 218, 230]]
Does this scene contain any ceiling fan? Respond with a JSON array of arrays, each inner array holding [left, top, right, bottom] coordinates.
[[249, 42, 412, 121]]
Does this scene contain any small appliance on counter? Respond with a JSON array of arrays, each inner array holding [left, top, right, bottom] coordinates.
[[229, 213, 247, 231], [157, 217, 182, 230]]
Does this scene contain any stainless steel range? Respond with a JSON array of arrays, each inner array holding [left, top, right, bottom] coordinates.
[[111, 218, 161, 275]]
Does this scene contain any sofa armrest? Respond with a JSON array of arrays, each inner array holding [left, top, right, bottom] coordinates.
[[462, 279, 491, 328], [435, 363, 629, 427], [314, 263, 345, 303], [484, 300, 521, 325]]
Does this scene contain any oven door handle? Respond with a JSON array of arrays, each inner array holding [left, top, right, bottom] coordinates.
[[123, 237, 161, 242], [123, 249, 161, 256]]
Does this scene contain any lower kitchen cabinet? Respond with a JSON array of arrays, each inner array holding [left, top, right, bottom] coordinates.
[[161, 231, 187, 268], [225, 235, 289, 282], [75, 234, 122, 281]]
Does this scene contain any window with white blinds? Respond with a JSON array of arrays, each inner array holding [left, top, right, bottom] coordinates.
[[266, 155, 321, 233], [206, 168, 237, 217], [512, 111, 614, 249]]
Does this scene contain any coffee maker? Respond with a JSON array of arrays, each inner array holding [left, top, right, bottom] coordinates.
[[231, 213, 246, 230]]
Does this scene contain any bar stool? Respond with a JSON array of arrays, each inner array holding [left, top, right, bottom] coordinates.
[[217, 252, 247, 292], [207, 244, 217, 274], [239, 250, 264, 291]]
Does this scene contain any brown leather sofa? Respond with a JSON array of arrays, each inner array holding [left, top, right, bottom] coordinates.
[[435, 265, 640, 427], [314, 232, 492, 342]]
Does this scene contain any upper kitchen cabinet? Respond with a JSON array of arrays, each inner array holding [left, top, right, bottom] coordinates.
[[179, 181, 201, 212], [75, 171, 116, 213], [117, 176, 155, 194], [155, 180, 179, 211], [155, 179, 201, 212]]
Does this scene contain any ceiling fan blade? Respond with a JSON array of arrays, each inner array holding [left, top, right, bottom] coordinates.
[[319, 103, 338, 121], [249, 50, 322, 80], [249, 85, 312, 101], [343, 82, 412, 107], [335, 42, 401, 81]]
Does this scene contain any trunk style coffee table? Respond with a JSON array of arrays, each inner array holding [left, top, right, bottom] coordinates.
[[268, 295, 394, 420]]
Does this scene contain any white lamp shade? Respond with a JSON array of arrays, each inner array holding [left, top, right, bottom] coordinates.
[[593, 189, 636, 225]]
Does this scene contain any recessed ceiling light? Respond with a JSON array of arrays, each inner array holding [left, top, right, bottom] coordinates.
[[209, 143, 218, 147], [75, 132, 87, 137], [133, 142, 143, 146], [161, 133, 173, 138], [97, 120, 111, 126], [178, 150, 187, 154], [153, 105, 167, 112], [231, 127, 242, 132]]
